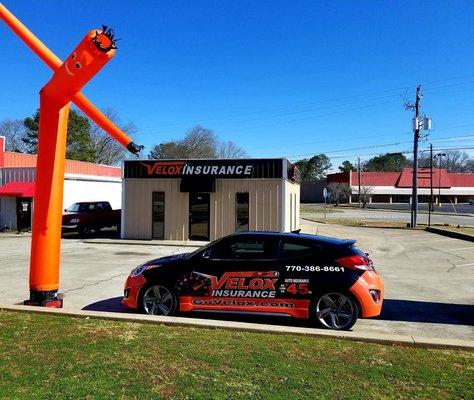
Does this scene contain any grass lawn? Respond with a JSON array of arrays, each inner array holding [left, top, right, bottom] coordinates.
[[303, 217, 408, 229], [0, 311, 473, 399]]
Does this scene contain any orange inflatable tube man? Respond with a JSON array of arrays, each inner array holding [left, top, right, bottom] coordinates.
[[25, 29, 118, 306], [0, 3, 143, 307]]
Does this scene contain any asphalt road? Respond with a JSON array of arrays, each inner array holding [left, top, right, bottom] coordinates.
[[302, 204, 474, 226], [0, 221, 472, 341], [360, 202, 474, 214]]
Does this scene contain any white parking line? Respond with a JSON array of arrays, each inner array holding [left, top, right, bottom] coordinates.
[[444, 247, 474, 252], [453, 262, 474, 268], [403, 239, 454, 245]]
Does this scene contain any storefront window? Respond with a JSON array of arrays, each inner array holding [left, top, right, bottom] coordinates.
[[235, 192, 249, 232]]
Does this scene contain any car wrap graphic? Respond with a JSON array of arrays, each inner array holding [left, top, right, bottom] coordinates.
[[179, 296, 310, 318], [177, 271, 279, 298], [177, 270, 310, 318]]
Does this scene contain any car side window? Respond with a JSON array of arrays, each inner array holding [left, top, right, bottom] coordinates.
[[279, 239, 322, 259], [211, 237, 275, 260]]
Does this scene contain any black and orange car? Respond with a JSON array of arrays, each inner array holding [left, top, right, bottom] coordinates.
[[122, 231, 384, 330]]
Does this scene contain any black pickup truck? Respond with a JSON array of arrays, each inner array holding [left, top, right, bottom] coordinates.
[[62, 201, 121, 236]]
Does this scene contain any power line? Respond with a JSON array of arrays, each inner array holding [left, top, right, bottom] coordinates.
[[139, 97, 401, 135], [420, 146, 474, 152], [276, 134, 474, 159], [247, 124, 474, 152], [287, 149, 413, 162], [138, 74, 474, 132]]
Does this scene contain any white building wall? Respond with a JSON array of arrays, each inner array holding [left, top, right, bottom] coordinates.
[[62, 176, 122, 210], [350, 185, 474, 196], [0, 168, 122, 229], [283, 180, 300, 232]]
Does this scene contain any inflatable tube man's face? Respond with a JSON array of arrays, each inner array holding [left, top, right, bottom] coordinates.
[[50, 27, 117, 101]]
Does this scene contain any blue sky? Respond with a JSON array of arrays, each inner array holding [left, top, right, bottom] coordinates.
[[1, 0, 474, 169]]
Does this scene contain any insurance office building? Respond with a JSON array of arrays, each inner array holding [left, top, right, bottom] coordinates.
[[122, 158, 300, 241]]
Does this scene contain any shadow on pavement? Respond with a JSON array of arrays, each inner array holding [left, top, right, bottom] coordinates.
[[62, 228, 120, 240], [83, 296, 132, 313], [82, 296, 314, 327], [83, 297, 474, 327], [379, 299, 474, 326]]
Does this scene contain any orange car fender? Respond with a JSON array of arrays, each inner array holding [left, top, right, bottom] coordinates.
[[348, 271, 384, 318]]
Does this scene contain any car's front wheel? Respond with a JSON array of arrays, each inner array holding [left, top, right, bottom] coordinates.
[[78, 224, 92, 237], [313, 292, 358, 331], [139, 284, 177, 316]]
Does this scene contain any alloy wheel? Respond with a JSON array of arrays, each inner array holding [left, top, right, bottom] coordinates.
[[315, 292, 357, 330], [142, 285, 175, 316]]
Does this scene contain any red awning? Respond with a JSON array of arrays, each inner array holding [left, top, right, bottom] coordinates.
[[0, 182, 35, 197]]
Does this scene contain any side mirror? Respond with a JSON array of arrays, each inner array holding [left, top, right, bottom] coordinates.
[[64, 209, 67, 212], [202, 249, 211, 259]]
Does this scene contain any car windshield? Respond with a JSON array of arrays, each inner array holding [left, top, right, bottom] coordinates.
[[66, 203, 90, 213]]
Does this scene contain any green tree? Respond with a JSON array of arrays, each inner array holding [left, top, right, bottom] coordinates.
[[149, 142, 187, 159], [363, 153, 410, 172], [22, 109, 97, 162], [338, 160, 356, 173], [294, 154, 332, 182]]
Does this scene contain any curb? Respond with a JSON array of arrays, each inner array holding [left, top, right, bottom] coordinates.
[[1, 305, 472, 351], [426, 227, 474, 242], [83, 239, 206, 247]]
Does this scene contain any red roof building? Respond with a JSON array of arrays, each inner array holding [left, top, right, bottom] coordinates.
[[326, 168, 474, 204], [0, 136, 122, 231]]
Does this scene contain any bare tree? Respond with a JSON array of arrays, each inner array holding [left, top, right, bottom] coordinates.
[[0, 118, 28, 152], [181, 126, 217, 158], [328, 182, 351, 206], [359, 186, 373, 208], [217, 140, 247, 158], [418, 150, 472, 172], [89, 108, 137, 165], [443, 151, 471, 172], [148, 126, 218, 159]]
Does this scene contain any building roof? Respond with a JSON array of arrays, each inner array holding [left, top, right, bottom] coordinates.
[[0, 136, 121, 178], [327, 168, 474, 189]]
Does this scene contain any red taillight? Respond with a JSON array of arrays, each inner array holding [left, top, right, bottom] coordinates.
[[336, 255, 374, 271]]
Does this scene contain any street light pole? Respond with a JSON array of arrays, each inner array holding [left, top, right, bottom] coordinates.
[[434, 152, 446, 207]]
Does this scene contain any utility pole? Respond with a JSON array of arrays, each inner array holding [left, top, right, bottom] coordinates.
[[406, 86, 422, 229], [357, 156, 361, 208]]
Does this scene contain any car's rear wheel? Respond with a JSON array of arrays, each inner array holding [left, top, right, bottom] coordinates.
[[139, 284, 177, 316], [313, 292, 358, 330]]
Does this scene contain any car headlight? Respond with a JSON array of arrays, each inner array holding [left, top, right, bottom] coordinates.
[[131, 263, 161, 277], [70, 218, 79, 223], [130, 263, 149, 277]]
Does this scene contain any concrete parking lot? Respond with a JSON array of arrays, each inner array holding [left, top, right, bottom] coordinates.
[[0, 221, 473, 341]]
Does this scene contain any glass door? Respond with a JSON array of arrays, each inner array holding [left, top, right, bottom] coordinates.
[[152, 192, 165, 239], [189, 192, 210, 241]]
